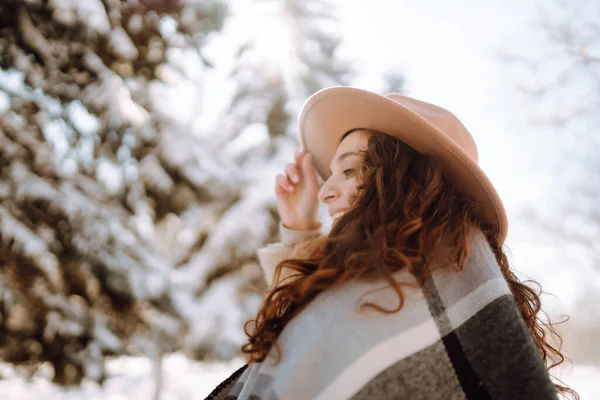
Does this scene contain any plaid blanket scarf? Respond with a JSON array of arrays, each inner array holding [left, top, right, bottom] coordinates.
[[205, 225, 557, 400]]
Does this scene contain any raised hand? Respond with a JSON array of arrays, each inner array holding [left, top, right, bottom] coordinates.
[[275, 148, 321, 231]]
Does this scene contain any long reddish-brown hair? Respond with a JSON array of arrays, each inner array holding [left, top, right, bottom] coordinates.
[[242, 129, 578, 399]]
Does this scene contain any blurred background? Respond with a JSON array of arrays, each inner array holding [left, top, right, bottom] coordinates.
[[0, 0, 598, 398]]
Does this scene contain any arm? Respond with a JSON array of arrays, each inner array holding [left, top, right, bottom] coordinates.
[[257, 221, 322, 288]]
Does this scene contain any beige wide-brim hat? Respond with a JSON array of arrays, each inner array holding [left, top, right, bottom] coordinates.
[[298, 86, 508, 244]]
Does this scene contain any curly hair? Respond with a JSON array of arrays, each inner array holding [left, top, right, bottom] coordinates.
[[242, 129, 578, 399]]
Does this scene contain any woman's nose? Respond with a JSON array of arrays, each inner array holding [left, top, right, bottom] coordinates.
[[317, 178, 339, 203]]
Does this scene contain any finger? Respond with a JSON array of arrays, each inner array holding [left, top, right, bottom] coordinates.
[[302, 153, 320, 189], [275, 182, 287, 196], [275, 175, 291, 194], [285, 163, 300, 184], [294, 147, 306, 166], [276, 174, 294, 192]]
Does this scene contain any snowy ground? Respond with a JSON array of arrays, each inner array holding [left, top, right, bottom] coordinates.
[[0, 354, 246, 400], [0, 354, 597, 399]]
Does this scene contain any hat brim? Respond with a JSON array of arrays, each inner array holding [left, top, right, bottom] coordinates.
[[298, 86, 508, 243]]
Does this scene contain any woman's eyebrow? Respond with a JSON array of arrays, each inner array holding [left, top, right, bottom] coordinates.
[[329, 151, 360, 174]]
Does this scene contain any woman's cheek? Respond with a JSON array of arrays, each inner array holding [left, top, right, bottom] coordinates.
[[344, 178, 359, 196]]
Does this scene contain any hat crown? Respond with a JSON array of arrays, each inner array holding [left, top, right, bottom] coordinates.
[[385, 93, 479, 163], [297, 86, 507, 243]]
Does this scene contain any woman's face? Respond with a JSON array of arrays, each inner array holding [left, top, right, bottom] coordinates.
[[317, 129, 371, 221]]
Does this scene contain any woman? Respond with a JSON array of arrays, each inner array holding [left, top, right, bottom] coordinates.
[[205, 87, 577, 400]]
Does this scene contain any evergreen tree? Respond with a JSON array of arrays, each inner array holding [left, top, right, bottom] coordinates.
[[178, 0, 354, 361], [0, 0, 369, 387], [0, 0, 229, 385]]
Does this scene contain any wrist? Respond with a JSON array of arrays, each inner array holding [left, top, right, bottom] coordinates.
[[282, 221, 321, 231], [279, 220, 322, 247]]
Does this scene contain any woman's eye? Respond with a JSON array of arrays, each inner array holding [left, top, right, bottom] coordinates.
[[343, 168, 354, 177]]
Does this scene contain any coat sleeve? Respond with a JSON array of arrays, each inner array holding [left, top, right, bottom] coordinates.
[[257, 221, 323, 288]]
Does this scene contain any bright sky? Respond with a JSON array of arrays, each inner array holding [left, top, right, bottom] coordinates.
[[199, 0, 600, 313]]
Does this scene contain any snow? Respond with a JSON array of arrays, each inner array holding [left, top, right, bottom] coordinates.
[[49, 0, 110, 35], [172, 189, 271, 292], [0, 208, 65, 292], [0, 207, 48, 257], [95, 158, 124, 196], [33, 90, 63, 118], [82, 74, 150, 129], [158, 132, 241, 197], [127, 14, 144, 35], [224, 123, 269, 158], [109, 27, 139, 61], [41, 119, 72, 160], [0, 90, 10, 113], [92, 315, 122, 352], [44, 310, 85, 342], [165, 48, 206, 82], [8, 163, 172, 305], [0, 355, 247, 400], [0, 69, 26, 95], [0, 356, 596, 399], [139, 154, 175, 195], [174, 275, 250, 358], [66, 101, 101, 137], [159, 16, 179, 40], [149, 46, 209, 125]]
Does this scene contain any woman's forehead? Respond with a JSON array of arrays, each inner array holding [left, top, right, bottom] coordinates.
[[328, 130, 370, 174], [336, 129, 370, 153]]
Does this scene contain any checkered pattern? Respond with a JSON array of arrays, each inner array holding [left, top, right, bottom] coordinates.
[[206, 231, 557, 400]]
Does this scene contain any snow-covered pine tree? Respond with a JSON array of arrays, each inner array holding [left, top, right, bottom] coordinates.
[[174, 0, 354, 359], [213, 0, 352, 153], [0, 0, 230, 385]]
